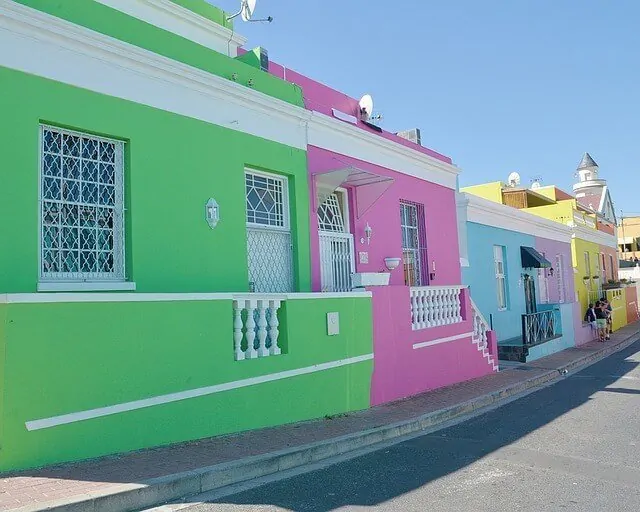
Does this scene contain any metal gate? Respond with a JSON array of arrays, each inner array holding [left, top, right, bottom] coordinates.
[[319, 232, 355, 292]]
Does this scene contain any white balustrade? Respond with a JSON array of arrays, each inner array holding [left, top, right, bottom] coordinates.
[[410, 286, 464, 330], [470, 298, 489, 350], [233, 298, 283, 361]]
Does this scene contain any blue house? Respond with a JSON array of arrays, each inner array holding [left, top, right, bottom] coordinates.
[[457, 193, 578, 363]]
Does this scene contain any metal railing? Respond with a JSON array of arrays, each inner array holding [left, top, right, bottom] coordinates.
[[522, 309, 560, 346]]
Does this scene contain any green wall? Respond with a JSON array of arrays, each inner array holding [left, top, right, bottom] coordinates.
[[0, 67, 310, 293], [14, 0, 303, 106], [0, 296, 373, 471], [0, 304, 6, 453]]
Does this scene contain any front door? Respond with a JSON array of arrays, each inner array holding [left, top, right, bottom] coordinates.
[[523, 273, 537, 314], [317, 190, 355, 292]]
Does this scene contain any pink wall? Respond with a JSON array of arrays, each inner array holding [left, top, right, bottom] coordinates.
[[370, 286, 496, 405], [265, 61, 453, 165], [534, 237, 575, 305], [308, 147, 461, 291], [263, 52, 496, 404], [574, 302, 597, 346]]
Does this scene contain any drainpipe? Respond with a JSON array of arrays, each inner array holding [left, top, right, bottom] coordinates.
[[489, 313, 494, 331]]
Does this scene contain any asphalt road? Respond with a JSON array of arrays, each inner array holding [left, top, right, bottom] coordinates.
[[184, 339, 640, 512]]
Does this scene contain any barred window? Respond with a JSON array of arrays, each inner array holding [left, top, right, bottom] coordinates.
[[245, 172, 288, 229], [400, 201, 427, 286], [40, 126, 125, 281]]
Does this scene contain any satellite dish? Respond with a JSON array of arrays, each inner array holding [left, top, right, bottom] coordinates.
[[359, 94, 374, 121], [227, 0, 272, 23], [507, 172, 521, 187], [531, 181, 541, 190], [241, 0, 256, 21]]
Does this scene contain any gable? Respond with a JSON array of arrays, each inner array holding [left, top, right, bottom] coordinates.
[[600, 189, 616, 223]]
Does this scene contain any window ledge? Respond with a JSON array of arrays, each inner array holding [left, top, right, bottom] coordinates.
[[38, 282, 137, 292]]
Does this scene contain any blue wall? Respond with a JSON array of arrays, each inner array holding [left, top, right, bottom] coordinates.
[[462, 222, 533, 343]]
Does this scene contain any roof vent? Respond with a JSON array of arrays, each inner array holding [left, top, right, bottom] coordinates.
[[396, 128, 421, 146]]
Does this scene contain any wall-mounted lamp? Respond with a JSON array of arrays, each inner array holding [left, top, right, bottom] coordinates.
[[549, 267, 554, 276], [362, 222, 373, 245], [384, 257, 401, 271], [205, 198, 219, 229]]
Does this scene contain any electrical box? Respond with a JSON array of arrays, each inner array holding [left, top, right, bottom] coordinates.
[[327, 312, 340, 336]]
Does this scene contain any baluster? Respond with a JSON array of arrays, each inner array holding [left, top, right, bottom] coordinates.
[[455, 289, 463, 323], [269, 300, 281, 355], [423, 289, 432, 328], [233, 300, 245, 361], [444, 289, 453, 324], [256, 300, 269, 357], [434, 289, 443, 326], [244, 299, 258, 359], [410, 290, 417, 329], [416, 290, 427, 329]]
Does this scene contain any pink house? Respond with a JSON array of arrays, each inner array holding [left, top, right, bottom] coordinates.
[[263, 59, 499, 405]]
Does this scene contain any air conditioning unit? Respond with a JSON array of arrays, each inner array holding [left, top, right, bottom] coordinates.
[[396, 128, 421, 146]]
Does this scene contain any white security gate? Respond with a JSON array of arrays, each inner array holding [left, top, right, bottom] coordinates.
[[318, 191, 354, 292], [319, 232, 355, 292], [245, 171, 294, 293]]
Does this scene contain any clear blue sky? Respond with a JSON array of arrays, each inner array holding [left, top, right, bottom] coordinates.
[[213, 0, 638, 216]]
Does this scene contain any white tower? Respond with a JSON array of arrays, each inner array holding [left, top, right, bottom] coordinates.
[[573, 152, 605, 192]]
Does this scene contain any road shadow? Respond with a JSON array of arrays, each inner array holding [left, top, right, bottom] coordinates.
[[189, 338, 640, 511]]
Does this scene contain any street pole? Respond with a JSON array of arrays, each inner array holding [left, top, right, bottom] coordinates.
[[620, 210, 627, 260]]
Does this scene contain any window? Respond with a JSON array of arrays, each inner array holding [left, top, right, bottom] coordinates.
[[318, 191, 348, 233], [40, 125, 125, 282], [494, 245, 508, 310], [400, 201, 427, 286], [556, 254, 566, 303], [245, 170, 293, 293], [584, 252, 591, 288], [609, 254, 615, 280]]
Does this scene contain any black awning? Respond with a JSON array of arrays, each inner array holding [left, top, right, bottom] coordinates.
[[521, 246, 552, 269]]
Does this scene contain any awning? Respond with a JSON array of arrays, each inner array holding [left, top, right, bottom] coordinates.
[[314, 166, 394, 218], [521, 246, 552, 269]]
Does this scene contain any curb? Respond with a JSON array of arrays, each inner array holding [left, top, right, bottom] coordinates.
[[14, 329, 640, 512]]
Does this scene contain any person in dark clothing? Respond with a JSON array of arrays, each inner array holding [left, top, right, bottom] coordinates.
[[594, 301, 607, 342], [601, 297, 613, 340]]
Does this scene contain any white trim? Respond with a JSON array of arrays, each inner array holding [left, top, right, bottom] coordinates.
[[37, 282, 137, 292], [572, 224, 618, 249], [308, 111, 460, 190], [0, 0, 309, 150], [413, 331, 474, 350], [94, 0, 247, 57], [0, 1, 462, 191], [464, 193, 574, 243], [0, 291, 372, 304], [25, 353, 374, 431]]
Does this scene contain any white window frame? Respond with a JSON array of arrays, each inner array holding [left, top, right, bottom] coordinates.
[[400, 201, 427, 287], [245, 169, 290, 232], [38, 125, 131, 292], [317, 187, 351, 234], [494, 245, 508, 311], [609, 254, 615, 280]]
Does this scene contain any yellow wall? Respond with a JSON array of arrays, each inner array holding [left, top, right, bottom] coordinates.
[[572, 237, 603, 313], [524, 201, 574, 225], [461, 182, 504, 204], [606, 289, 627, 332]]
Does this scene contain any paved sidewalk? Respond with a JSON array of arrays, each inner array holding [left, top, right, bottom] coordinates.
[[2, 323, 639, 512]]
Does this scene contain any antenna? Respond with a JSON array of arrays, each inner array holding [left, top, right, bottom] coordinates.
[[227, 0, 273, 23], [358, 94, 374, 121], [507, 172, 521, 187]]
